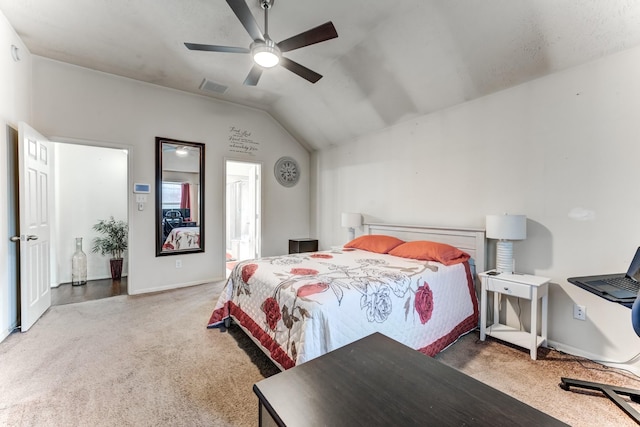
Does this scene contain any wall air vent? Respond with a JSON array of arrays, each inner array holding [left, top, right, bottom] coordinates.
[[199, 78, 228, 94]]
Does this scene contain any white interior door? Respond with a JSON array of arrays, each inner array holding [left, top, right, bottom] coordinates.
[[18, 122, 51, 331]]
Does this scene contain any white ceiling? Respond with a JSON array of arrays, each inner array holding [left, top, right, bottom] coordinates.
[[3, 0, 640, 151]]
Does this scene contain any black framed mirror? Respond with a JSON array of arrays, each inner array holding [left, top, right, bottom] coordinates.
[[155, 137, 205, 256]]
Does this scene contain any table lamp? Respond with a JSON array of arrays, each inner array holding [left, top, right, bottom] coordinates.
[[486, 214, 526, 273], [341, 212, 362, 241]]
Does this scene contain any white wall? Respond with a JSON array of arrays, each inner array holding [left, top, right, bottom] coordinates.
[[313, 45, 640, 372], [31, 57, 310, 295], [53, 143, 128, 283], [0, 11, 31, 341]]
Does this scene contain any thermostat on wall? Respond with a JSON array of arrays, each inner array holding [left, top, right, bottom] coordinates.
[[133, 183, 150, 193]]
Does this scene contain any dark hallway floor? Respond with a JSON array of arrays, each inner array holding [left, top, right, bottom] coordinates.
[[51, 277, 127, 306]]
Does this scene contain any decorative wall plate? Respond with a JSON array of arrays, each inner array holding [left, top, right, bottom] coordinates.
[[274, 156, 300, 187]]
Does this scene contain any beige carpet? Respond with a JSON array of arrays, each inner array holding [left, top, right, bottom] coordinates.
[[0, 281, 639, 426], [437, 333, 640, 426]]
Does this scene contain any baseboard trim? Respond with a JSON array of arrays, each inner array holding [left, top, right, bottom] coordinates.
[[548, 339, 640, 377], [128, 277, 222, 295]]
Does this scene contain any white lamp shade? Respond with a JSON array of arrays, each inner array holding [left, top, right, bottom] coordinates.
[[341, 212, 362, 228], [486, 214, 526, 240]]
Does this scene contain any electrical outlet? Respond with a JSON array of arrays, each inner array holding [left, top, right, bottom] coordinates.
[[573, 304, 586, 321], [175, 259, 182, 269]]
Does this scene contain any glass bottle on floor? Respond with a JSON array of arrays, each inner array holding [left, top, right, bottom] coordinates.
[[71, 237, 87, 286]]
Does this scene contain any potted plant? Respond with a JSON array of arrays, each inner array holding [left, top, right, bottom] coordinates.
[[91, 216, 128, 280]]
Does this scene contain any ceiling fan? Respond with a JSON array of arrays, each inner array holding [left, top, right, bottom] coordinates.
[[185, 0, 338, 86], [163, 143, 195, 158]]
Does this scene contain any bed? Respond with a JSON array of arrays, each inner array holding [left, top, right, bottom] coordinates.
[[162, 226, 200, 251], [208, 223, 486, 370]]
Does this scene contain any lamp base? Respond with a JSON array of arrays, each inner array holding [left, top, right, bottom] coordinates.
[[496, 241, 514, 273], [348, 228, 355, 242]]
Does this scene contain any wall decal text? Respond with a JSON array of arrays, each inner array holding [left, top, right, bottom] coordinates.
[[228, 126, 259, 155]]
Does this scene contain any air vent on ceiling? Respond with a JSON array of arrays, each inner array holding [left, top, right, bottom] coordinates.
[[199, 78, 228, 94]]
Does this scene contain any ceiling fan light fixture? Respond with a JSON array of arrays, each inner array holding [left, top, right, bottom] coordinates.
[[251, 40, 280, 68], [175, 147, 189, 157]]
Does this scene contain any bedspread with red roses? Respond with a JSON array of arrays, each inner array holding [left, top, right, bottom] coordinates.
[[208, 248, 478, 370], [162, 227, 200, 251]]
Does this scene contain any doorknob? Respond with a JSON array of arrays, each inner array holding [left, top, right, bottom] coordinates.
[[10, 235, 38, 242]]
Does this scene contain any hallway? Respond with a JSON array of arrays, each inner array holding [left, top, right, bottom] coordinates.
[[51, 277, 127, 306]]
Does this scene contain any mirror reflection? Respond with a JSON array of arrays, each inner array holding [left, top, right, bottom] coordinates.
[[156, 137, 205, 256]]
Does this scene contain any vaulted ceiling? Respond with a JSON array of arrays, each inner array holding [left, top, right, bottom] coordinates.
[[2, 0, 640, 151]]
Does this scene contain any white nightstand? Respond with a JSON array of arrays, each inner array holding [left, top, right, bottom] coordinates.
[[479, 271, 550, 360]]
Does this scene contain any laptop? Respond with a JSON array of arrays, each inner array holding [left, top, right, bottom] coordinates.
[[568, 247, 640, 301]]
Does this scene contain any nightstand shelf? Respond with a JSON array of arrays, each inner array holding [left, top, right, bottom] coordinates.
[[484, 324, 546, 349], [479, 271, 550, 360], [289, 238, 318, 254]]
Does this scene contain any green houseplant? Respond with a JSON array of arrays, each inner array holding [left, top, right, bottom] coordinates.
[[91, 216, 128, 280]]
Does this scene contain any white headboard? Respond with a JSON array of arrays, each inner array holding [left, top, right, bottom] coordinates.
[[364, 223, 486, 273]]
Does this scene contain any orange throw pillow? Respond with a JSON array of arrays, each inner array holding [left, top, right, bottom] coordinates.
[[388, 240, 470, 266], [344, 235, 405, 254]]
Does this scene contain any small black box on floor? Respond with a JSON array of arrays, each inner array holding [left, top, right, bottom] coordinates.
[[289, 238, 318, 254]]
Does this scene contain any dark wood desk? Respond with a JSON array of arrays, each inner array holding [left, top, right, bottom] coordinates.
[[253, 333, 567, 427]]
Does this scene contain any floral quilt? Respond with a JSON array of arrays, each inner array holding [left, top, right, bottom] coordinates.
[[162, 227, 200, 251], [208, 248, 478, 370]]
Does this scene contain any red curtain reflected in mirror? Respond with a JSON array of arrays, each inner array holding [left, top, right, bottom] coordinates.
[[180, 183, 191, 220]]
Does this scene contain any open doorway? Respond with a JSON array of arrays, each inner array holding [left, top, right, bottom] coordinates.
[[50, 142, 128, 305], [6, 127, 129, 333], [225, 160, 261, 276]]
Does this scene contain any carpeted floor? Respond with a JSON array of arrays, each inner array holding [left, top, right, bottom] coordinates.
[[1, 281, 639, 426], [436, 333, 640, 426]]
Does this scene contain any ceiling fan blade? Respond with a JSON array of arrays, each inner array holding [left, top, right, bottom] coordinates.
[[243, 65, 263, 86], [280, 57, 322, 83], [184, 42, 250, 54], [277, 22, 338, 53], [226, 0, 265, 42]]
